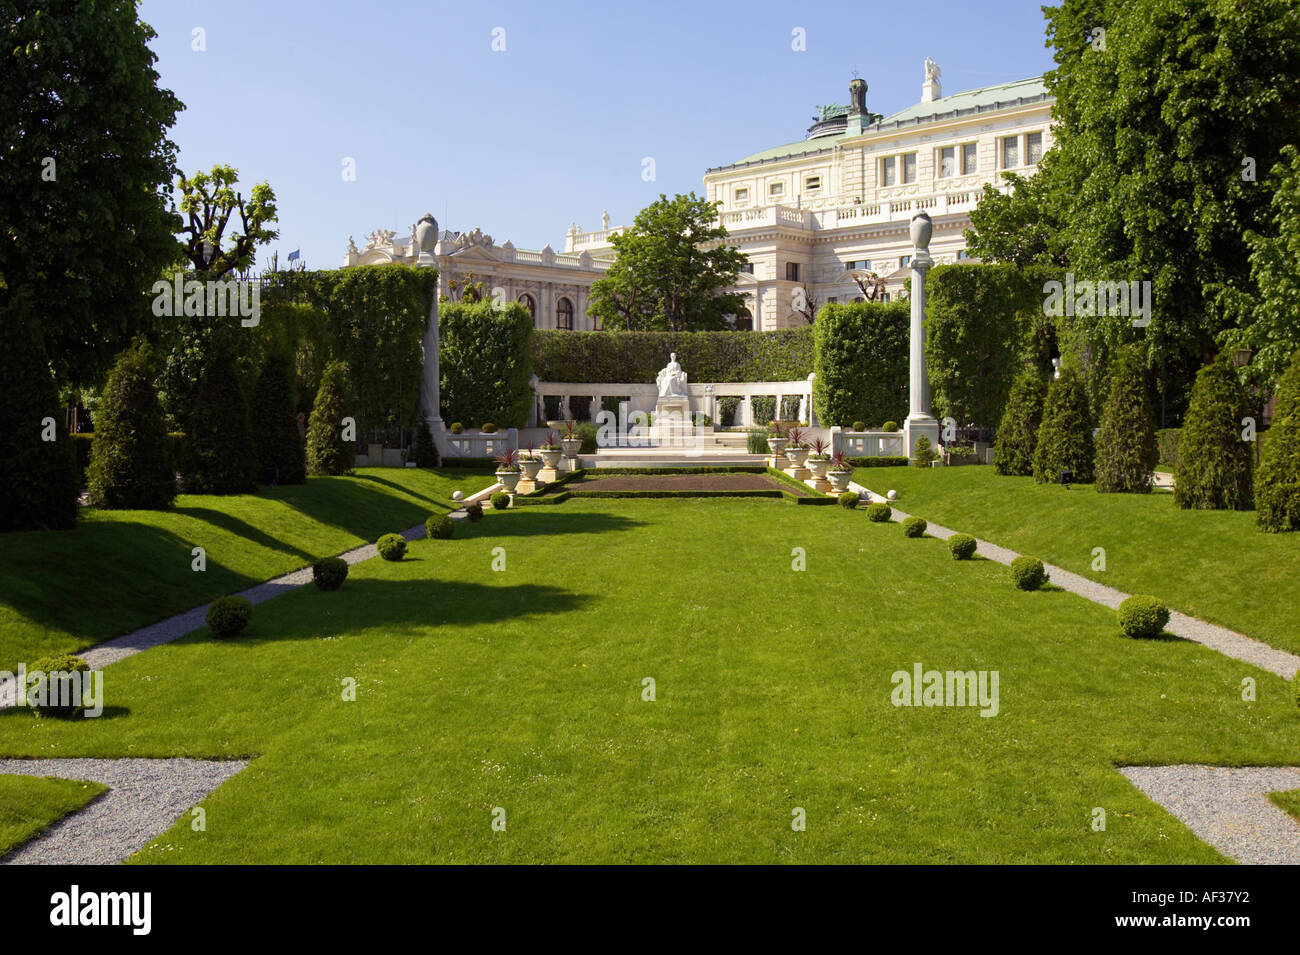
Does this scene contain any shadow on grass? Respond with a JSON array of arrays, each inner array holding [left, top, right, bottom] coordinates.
[[456, 509, 647, 539], [172, 506, 317, 563], [0, 705, 131, 723], [230, 578, 593, 644], [352, 472, 451, 509], [275, 476, 437, 539]]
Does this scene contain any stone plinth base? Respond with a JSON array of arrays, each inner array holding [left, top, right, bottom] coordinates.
[[516, 479, 537, 495], [537, 467, 560, 484], [785, 466, 811, 481], [806, 477, 831, 493]]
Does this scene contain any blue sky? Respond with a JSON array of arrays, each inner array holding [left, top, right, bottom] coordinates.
[[138, 0, 1056, 271]]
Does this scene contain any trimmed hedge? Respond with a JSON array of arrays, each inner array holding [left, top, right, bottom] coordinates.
[[532, 327, 813, 384], [901, 516, 927, 537], [847, 456, 909, 468], [425, 513, 455, 539], [490, 491, 511, 510], [866, 502, 892, 522], [87, 339, 176, 509], [1117, 595, 1170, 639], [440, 301, 533, 428], [813, 302, 909, 427], [206, 596, 252, 638], [838, 491, 860, 508], [1174, 359, 1254, 510], [306, 360, 356, 476], [184, 350, 258, 493], [24, 654, 90, 716], [994, 369, 1048, 477], [1095, 345, 1158, 493], [1256, 351, 1300, 531], [465, 502, 484, 522], [312, 557, 349, 590], [948, 534, 977, 559], [0, 290, 78, 531], [1010, 556, 1049, 591], [1033, 365, 1094, 484], [376, 533, 407, 561], [251, 352, 306, 485]]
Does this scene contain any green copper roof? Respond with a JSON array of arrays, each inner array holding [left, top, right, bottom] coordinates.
[[711, 75, 1049, 171]]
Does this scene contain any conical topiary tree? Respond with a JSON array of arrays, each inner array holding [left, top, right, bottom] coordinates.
[[306, 360, 356, 476], [1255, 351, 1300, 530], [0, 289, 78, 530], [993, 368, 1047, 476], [87, 339, 176, 509], [250, 353, 306, 485], [1174, 359, 1254, 510], [183, 350, 258, 494], [411, 417, 439, 468], [1094, 345, 1158, 493], [1033, 365, 1094, 484]]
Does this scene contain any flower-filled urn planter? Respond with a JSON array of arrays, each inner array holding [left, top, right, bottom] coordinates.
[[827, 469, 852, 492], [539, 448, 563, 469], [807, 456, 830, 479], [767, 436, 790, 458], [561, 437, 582, 457], [519, 455, 543, 481], [493, 449, 522, 492], [785, 446, 809, 468], [496, 470, 521, 492]]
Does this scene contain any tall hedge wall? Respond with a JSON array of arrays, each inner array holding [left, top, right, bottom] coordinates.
[[813, 301, 909, 428], [440, 301, 534, 427], [532, 327, 813, 383]]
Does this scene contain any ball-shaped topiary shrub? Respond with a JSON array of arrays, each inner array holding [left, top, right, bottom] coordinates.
[[867, 502, 892, 522], [206, 596, 252, 638], [838, 491, 860, 509], [465, 503, 484, 522], [450, 422, 464, 435], [490, 491, 511, 510], [901, 516, 927, 538], [376, 533, 407, 561], [1010, 556, 1049, 591], [24, 654, 91, 716], [313, 557, 349, 591], [882, 421, 899, 433], [852, 420, 867, 432], [1117, 595, 1171, 639], [426, 513, 454, 540], [948, 534, 977, 560], [480, 422, 497, 434]]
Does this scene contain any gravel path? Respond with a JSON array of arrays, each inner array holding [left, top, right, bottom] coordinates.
[[1120, 765, 1300, 865], [849, 481, 1300, 679], [0, 758, 250, 865]]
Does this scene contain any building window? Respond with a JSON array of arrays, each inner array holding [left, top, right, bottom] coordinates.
[[518, 293, 536, 319], [769, 181, 784, 198], [958, 249, 972, 261], [1026, 131, 1043, 165], [962, 143, 978, 175], [881, 156, 896, 187], [899, 254, 912, 269], [556, 297, 574, 330], [845, 259, 871, 272], [827, 296, 838, 304], [939, 146, 956, 179], [1002, 136, 1019, 169], [804, 175, 821, 191], [739, 262, 754, 274], [903, 153, 917, 183], [880, 292, 890, 303], [733, 309, 753, 331], [734, 187, 749, 204], [785, 262, 801, 282]]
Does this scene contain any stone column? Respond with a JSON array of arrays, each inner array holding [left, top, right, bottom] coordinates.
[[419, 262, 451, 457], [904, 212, 939, 460]]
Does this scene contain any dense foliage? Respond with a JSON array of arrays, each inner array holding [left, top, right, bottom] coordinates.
[[306, 361, 356, 476], [87, 340, 176, 509], [813, 302, 909, 427], [250, 353, 306, 485], [1033, 365, 1094, 484], [439, 301, 533, 427], [1094, 345, 1158, 493], [1255, 351, 1300, 531], [183, 351, 258, 493], [1173, 359, 1254, 510]]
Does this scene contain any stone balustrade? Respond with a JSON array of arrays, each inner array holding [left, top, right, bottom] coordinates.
[[829, 427, 907, 458]]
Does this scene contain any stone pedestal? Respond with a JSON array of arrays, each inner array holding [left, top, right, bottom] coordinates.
[[516, 479, 537, 495], [785, 466, 811, 481], [537, 467, 560, 484], [806, 477, 831, 493], [653, 398, 693, 446]]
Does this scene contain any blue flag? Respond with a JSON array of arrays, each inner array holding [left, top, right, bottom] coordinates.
[[287, 249, 300, 261]]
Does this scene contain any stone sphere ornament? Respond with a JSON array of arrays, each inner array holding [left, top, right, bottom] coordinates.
[[452, 490, 464, 502], [887, 490, 898, 501]]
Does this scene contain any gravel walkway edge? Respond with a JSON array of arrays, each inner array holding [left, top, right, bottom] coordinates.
[[849, 480, 1300, 680]]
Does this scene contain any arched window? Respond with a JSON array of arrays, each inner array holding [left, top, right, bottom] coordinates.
[[730, 309, 753, 331], [518, 293, 536, 319], [556, 297, 574, 330]]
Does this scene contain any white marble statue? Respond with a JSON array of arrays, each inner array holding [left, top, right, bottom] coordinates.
[[656, 353, 689, 398]]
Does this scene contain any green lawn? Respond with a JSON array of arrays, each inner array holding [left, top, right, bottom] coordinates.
[[0, 468, 491, 670], [0, 497, 1296, 863], [853, 465, 1300, 656], [0, 775, 107, 855], [1270, 790, 1300, 823]]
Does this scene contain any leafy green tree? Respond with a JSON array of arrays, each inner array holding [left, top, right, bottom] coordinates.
[[994, 369, 1048, 476], [411, 418, 439, 469], [1256, 351, 1300, 531], [250, 353, 306, 485], [175, 164, 279, 279], [588, 193, 747, 331], [1094, 345, 1158, 493], [0, 1, 183, 386], [87, 340, 175, 509], [964, 154, 1070, 268], [1174, 359, 1254, 510], [306, 361, 356, 476], [925, 264, 1040, 428], [0, 288, 78, 530], [1033, 365, 1094, 483], [183, 351, 258, 493]]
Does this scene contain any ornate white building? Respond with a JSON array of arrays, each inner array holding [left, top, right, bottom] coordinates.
[[346, 62, 1053, 332]]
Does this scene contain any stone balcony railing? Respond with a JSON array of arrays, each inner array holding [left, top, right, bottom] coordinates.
[[717, 193, 980, 234]]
